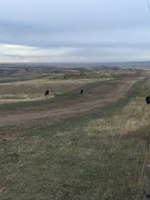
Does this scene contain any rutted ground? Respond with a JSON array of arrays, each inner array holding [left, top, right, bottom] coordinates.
[[0, 79, 138, 130]]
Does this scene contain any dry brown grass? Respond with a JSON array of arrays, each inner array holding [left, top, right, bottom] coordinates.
[[0, 77, 149, 200], [0, 78, 96, 104], [84, 96, 149, 137], [0, 79, 138, 130]]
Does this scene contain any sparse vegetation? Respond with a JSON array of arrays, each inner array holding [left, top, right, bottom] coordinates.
[[0, 65, 148, 200]]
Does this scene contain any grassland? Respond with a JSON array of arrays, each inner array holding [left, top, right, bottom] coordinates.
[[0, 66, 148, 200], [0, 78, 98, 104]]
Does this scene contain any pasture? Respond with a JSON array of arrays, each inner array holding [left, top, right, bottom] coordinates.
[[0, 66, 149, 200]]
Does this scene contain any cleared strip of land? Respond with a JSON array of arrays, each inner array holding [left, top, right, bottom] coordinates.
[[0, 78, 138, 128]]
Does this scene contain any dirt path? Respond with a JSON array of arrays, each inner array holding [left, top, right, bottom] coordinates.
[[0, 79, 138, 131]]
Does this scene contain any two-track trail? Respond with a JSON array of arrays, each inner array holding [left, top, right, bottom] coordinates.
[[0, 79, 138, 138]]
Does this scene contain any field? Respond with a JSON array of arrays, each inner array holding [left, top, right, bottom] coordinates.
[[0, 65, 149, 200]]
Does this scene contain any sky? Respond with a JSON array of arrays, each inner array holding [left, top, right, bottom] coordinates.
[[0, 0, 150, 63]]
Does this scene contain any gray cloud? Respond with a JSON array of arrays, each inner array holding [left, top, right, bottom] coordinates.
[[0, 0, 150, 62]]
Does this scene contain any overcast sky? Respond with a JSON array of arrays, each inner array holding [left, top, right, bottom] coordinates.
[[0, 0, 150, 63]]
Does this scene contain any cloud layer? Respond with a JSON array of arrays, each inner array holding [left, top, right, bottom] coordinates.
[[0, 0, 150, 62]]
